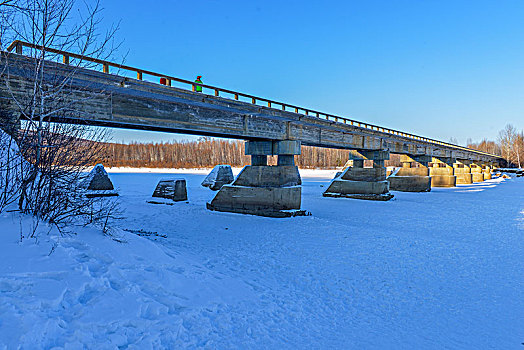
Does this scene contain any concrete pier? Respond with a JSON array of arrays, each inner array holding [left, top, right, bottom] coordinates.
[[482, 165, 492, 180], [430, 157, 456, 187], [207, 140, 308, 217], [470, 164, 484, 182], [388, 155, 431, 192], [323, 150, 394, 200], [453, 161, 473, 185]]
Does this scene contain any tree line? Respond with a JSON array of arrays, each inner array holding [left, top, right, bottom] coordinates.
[[466, 124, 523, 168], [101, 138, 404, 169], [102, 123, 524, 170]]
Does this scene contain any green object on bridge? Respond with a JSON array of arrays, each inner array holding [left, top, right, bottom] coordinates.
[[194, 78, 202, 92]]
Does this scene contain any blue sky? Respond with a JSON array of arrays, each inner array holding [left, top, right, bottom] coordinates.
[[99, 0, 524, 144]]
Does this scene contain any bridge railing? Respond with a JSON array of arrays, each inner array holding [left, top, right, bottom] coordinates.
[[5, 40, 497, 158]]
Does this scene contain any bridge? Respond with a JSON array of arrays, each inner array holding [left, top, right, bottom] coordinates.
[[0, 40, 504, 217]]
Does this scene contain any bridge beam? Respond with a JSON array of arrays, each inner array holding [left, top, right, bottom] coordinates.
[[388, 154, 431, 192], [429, 157, 457, 187], [207, 140, 307, 217], [323, 149, 394, 200]]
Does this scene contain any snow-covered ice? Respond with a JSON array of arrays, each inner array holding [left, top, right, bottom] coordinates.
[[0, 170, 523, 349]]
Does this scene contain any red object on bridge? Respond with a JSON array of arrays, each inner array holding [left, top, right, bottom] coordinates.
[[160, 77, 167, 85]]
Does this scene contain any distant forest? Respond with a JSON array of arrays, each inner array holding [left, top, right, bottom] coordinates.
[[99, 124, 523, 169], [102, 138, 403, 169], [466, 124, 523, 168]]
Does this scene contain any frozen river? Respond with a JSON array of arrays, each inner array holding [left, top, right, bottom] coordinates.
[[1, 170, 523, 349]]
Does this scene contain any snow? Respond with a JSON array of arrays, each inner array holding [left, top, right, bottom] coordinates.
[[105, 166, 340, 179], [1, 170, 523, 349]]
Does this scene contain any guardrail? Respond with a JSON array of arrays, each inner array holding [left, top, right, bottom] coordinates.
[[5, 40, 499, 158]]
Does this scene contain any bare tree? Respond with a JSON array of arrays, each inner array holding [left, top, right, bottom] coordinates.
[[467, 139, 501, 156], [0, 0, 121, 234], [514, 130, 522, 168], [498, 124, 513, 165], [497, 124, 523, 168]]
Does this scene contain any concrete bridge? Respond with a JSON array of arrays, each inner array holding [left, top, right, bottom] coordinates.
[[0, 41, 503, 217]]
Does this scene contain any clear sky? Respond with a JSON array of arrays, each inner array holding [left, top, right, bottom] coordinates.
[[99, 0, 524, 145]]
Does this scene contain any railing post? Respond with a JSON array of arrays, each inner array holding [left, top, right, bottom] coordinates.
[[166, 78, 171, 86], [251, 97, 256, 104], [192, 84, 196, 92], [295, 107, 298, 113], [137, 71, 143, 80], [103, 63, 109, 73], [16, 42, 22, 54], [215, 89, 219, 97], [234, 94, 238, 100], [63, 55, 70, 65], [267, 101, 271, 108]]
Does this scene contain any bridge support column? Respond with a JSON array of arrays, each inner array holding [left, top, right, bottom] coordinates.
[[207, 140, 307, 217], [388, 155, 432, 192], [482, 164, 492, 180], [430, 157, 456, 187], [470, 163, 484, 182], [453, 160, 473, 185], [323, 150, 394, 200]]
